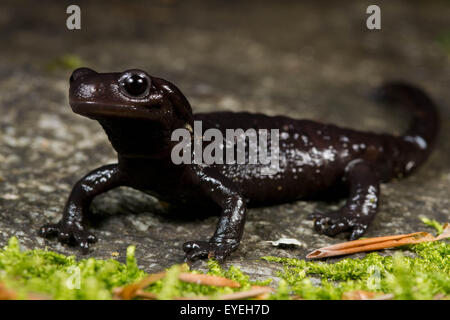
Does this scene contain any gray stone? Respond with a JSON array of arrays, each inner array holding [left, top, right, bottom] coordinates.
[[0, 1, 448, 281]]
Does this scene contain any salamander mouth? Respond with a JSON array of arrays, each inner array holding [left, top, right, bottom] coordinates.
[[70, 101, 155, 120]]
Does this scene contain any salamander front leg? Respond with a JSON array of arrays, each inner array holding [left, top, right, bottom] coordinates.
[[183, 168, 247, 262], [39, 164, 125, 252], [312, 160, 380, 240]]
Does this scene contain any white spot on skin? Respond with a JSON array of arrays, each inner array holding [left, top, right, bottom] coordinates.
[[405, 161, 415, 172], [78, 83, 97, 99], [301, 135, 309, 145], [404, 135, 427, 150], [322, 147, 336, 161]]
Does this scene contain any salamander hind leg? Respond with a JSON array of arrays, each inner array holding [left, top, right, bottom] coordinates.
[[312, 160, 380, 240]]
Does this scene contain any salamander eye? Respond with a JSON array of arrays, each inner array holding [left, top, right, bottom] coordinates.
[[122, 74, 149, 97]]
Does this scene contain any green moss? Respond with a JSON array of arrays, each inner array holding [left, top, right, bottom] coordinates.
[[262, 221, 449, 300], [46, 55, 84, 72], [0, 218, 448, 300], [141, 259, 270, 300], [420, 216, 444, 235], [436, 31, 450, 55], [0, 237, 145, 299], [0, 239, 267, 300], [157, 264, 182, 299]]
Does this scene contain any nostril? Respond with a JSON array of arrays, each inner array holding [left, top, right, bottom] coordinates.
[[70, 67, 96, 83]]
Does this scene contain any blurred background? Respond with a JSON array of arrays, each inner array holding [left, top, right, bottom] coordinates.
[[0, 0, 448, 275]]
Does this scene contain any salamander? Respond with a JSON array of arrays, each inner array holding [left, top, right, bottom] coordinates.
[[39, 67, 439, 261]]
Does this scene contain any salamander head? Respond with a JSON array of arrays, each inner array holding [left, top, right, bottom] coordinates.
[[69, 67, 193, 158]]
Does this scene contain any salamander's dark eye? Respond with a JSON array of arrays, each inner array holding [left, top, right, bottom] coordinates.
[[122, 75, 149, 96]]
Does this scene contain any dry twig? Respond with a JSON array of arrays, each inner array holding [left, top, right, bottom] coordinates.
[[342, 290, 394, 300], [114, 271, 243, 300], [307, 223, 449, 259]]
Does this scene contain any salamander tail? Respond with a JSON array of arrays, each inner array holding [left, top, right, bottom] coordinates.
[[374, 81, 439, 169]]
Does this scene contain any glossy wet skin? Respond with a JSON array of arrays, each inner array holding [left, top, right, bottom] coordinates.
[[39, 68, 439, 261]]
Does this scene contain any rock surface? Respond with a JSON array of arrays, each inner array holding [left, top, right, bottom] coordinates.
[[0, 0, 448, 280]]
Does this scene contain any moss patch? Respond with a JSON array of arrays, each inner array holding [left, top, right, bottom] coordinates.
[[138, 260, 272, 300], [263, 219, 449, 300], [0, 219, 448, 300], [0, 237, 145, 299], [436, 31, 450, 55], [46, 55, 84, 72], [263, 241, 449, 300]]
